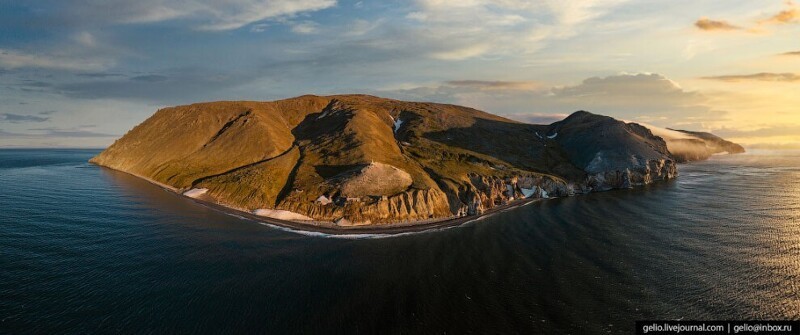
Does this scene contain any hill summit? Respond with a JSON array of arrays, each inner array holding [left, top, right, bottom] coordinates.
[[90, 94, 742, 226]]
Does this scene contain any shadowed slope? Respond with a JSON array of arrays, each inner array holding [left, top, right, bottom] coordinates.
[[91, 95, 741, 225]]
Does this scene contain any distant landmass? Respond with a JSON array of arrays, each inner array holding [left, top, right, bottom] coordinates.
[[90, 95, 743, 230]]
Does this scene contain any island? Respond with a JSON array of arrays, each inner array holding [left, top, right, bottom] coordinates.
[[90, 94, 744, 233]]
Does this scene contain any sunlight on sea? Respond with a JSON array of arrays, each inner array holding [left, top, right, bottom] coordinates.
[[1, 149, 798, 333]]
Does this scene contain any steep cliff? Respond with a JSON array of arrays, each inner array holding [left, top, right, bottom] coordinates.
[[90, 95, 741, 226], [547, 111, 677, 191]]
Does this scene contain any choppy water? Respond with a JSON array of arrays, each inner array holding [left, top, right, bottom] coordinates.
[[1, 149, 798, 334]]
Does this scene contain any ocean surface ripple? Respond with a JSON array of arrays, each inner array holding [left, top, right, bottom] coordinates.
[[1, 149, 798, 333]]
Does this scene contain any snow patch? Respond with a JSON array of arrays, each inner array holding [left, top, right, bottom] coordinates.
[[520, 187, 536, 198], [183, 188, 208, 198], [317, 110, 329, 120], [535, 132, 543, 139], [316, 195, 332, 205], [586, 151, 606, 173], [393, 118, 403, 133], [253, 209, 313, 221], [547, 132, 558, 139]]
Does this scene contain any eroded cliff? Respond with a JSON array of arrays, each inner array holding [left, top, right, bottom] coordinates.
[[90, 95, 741, 226]]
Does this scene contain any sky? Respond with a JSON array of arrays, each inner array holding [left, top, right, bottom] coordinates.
[[0, 0, 798, 148]]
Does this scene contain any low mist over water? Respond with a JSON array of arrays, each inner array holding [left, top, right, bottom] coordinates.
[[1, 149, 798, 333]]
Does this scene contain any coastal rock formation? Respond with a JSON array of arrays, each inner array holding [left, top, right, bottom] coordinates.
[[664, 129, 746, 162], [90, 95, 742, 225], [547, 111, 677, 191]]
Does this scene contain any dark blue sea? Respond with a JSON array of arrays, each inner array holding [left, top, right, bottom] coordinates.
[[1, 149, 798, 334]]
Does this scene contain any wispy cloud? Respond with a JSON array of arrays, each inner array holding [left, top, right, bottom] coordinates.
[[696, 1, 799, 33], [26, 127, 117, 137], [382, 73, 723, 128], [780, 51, 800, 56], [702, 73, 800, 82], [0, 49, 111, 71], [48, 0, 337, 31], [0, 127, 116, 140], [290, 21, 320, 34], [130, 74, 169, 82], [406, 0, 630, 60], [52, 67, 253, 103], [694, 18, 740, 31], [1, 113, 50, 123], [713, 124, 800, 138], [445, 80, 541, 91], [759, 1, 799, 25]]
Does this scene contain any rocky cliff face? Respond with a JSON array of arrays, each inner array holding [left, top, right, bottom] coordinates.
[[90, 95, 741, 225], [547, 111, 678, 191]]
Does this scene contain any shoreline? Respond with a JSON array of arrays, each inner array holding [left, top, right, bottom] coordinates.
[[192, 194, 543, 235], [95, 165, 546, 235]]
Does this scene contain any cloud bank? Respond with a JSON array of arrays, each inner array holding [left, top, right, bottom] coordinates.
[[702, 73, 800, 82], [382, 73, 724, 129]]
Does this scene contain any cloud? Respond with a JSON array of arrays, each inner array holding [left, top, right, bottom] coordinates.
[[781, 51, 800, 56], [26, 127, 117, 137], [701, 73, 800, 82], [430, 44, 491, 60], [759, 1, 799, 25], [46, 0, 337, 31], [380, 73, 723, 128], [0, 127, 117, 144], [1, 113, 50, 123], [290, 21, 320, 34], [694, 18, 740, 31], [51, 67, 255, 104], [746, 142, 800, 150], [405, 0, 630, 60], [445, 80, 541, 91], [130, 74, 169, 82], [696, 2, 798, 33], [713, 124, 800, 138], [76, 72, 126, 78], [0, 49, 111, 71]]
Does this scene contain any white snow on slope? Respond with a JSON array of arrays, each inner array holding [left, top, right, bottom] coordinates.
[[547, 132, 558, 139], [316, 195, 332, 205], [392, 116, 403, 133], [183, 188, 208, 198], [521, 187, 536, 198], [253, 209, 313, 221]]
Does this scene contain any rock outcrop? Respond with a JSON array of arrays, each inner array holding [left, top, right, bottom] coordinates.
[[547, 111, 678, 191], [90, 95, 742, 225], [664, 129, 746, 162]]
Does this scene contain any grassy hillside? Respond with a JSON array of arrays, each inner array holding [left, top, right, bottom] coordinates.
[[91, 94, 741, 225]]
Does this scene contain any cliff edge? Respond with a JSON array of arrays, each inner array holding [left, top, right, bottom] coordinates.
[[90, 95, 742, 226]]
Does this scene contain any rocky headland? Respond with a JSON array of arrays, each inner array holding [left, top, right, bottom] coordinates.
[[90, 94, 743, 230]]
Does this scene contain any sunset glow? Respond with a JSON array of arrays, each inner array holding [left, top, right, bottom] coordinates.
[[0, 0, 797, 148]]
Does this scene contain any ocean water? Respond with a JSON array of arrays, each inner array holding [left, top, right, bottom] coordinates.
[[1, 149, 798, 334]]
